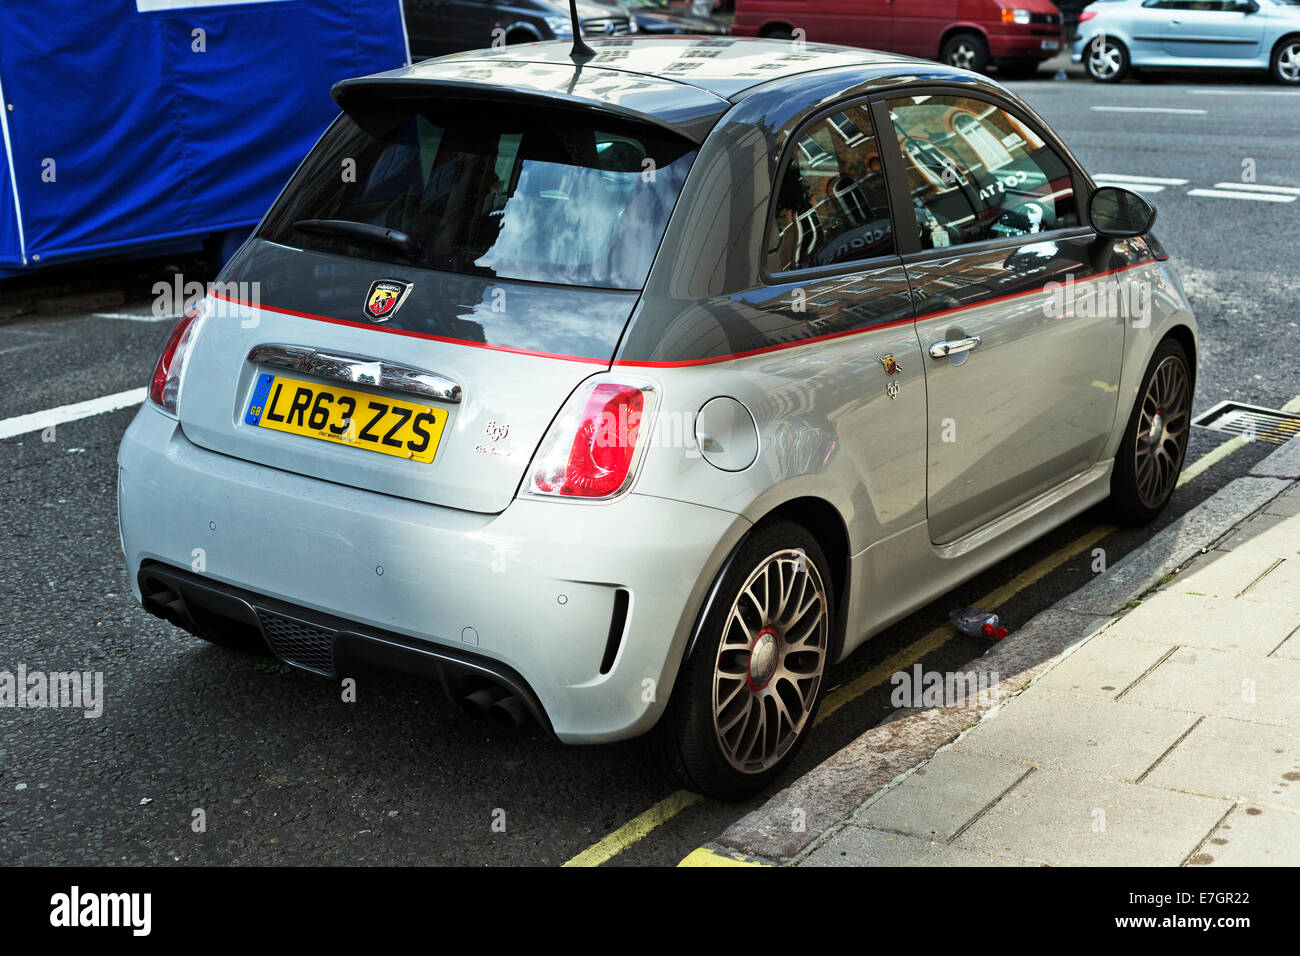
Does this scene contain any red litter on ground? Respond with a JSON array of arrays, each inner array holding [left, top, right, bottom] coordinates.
[[949, 607, 1009, 641]]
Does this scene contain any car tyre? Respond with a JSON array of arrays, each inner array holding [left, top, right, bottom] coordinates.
[[759, 24, 796, 40], [1109, 337, 1193, 525], [942, 32, 990, 73], [644, 520, 834, 800], [1086, 34, 1129, 82], [1270, 37, 1300, 84]]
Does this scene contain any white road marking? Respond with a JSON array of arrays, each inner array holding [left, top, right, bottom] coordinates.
[[93, 312, 175, 323], [1091, 106, 1207, 115], [1188, 88, 1300, 96], [1186, 188, 1296, 203], [1093, 173, 1189, 185], [0, 388, 147, 440], [1210, 182, 1300, 196]]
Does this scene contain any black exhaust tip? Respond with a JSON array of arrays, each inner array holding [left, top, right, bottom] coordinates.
[[490, 695, 531, 729]]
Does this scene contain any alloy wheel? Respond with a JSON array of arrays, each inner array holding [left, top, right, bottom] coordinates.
[[1134, 355, 1190, 509], [1089, 38, 1123, 80], [1278, 42, 1300, 83], [948, 41, 977, 70], [712, 549, 829, 774]]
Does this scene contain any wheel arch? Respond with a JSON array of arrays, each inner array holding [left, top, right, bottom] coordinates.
[[939, 23, 990, 60], [686, 494, 853, 665], [1270, 32, 1300, 62], [757, 20, 797, 39]]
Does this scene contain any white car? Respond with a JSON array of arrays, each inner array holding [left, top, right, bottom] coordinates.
[[1075, 0, 1300, 83]]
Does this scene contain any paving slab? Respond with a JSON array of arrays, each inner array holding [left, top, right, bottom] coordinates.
[[1213, 512, 1287, 552], [1236, 557, 1300, 611], [1192, 805, 1300, 867], [802, 827, 1032, 867], [1029, 632, 1173, 699], [1122, 646, 1300, 728], [1142, 716, 1300, 810], [954, 688, 1198, 781], [955, 768, 1231, 866], [1105, 591, 1300, 655], [853, 748, 1031, 842], [1272, 631, 1300, 661], [1057, 477, 1289, 616]]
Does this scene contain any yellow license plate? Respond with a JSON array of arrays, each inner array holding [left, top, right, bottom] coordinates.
[[244, 374, 447, 463]]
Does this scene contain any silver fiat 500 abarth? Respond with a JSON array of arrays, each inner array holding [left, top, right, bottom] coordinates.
[[118, 36, 1196, 799]]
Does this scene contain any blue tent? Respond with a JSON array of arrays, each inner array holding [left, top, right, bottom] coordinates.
[[0, 0, 410, 276]]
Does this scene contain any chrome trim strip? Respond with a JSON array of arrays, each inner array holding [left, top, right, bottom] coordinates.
[[247, 344, 462, 404], [933, 461, 1112, 559]]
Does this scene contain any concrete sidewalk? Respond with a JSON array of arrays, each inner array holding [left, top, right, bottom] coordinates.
[[691, 440, 1300, 867]]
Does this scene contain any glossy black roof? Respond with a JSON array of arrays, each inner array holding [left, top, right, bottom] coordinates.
[[333, 36, 984, 141]]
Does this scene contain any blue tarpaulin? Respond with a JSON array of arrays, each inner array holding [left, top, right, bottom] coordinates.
[[0, 0, 410, 273]]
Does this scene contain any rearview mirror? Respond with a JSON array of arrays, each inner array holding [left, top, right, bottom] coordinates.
[[1236, 0, 1259, 12], [1088, 185, 1157, 238]]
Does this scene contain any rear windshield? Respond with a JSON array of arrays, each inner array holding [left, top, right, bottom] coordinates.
[[259, 100, 697, 291]]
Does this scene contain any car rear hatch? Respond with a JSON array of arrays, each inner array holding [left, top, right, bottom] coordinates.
[[178, 64, 724, 514]]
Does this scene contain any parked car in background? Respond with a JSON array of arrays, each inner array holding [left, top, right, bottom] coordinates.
[[405, 0, 631, 59], [120, 36, 1196, 799], [732, 0, 1065, 76], [626, 0, 730, 34], [1075, 0, 1300, 83]]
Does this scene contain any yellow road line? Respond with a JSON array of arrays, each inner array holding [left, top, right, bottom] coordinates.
[[562, 789, 701, 867], [563, 424, 1284, 867], [678, 847, 769, 867], [816, 522, 1114, 723], [1177, 435, 1246, 487]]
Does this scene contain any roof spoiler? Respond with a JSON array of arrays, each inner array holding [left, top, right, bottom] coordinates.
[[330, 76, 723, 144]]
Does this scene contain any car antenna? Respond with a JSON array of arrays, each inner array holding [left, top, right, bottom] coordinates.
[[568, 0, 595, 64]]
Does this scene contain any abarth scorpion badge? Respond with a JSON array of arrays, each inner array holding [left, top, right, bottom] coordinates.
[[878, 353, 901, 399]]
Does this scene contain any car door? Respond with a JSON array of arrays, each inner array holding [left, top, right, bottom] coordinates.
[[1159, 0, 1265, 60], [878, 91, 1126, 546]]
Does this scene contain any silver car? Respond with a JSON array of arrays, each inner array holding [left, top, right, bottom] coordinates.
[[118, 37, 1197, 799], [1075, 0, 1300, 83]]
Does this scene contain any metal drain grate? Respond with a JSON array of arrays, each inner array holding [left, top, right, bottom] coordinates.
[[258, 610, 336, 676], [1192, 401, 1300, 445]]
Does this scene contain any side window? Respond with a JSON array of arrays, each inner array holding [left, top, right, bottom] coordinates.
[[769, 104, 894, 273], [885, 94, 1078, 251]]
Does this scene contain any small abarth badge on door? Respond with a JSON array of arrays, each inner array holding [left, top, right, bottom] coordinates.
[[878, 353, 901, 399], [365, 279, 413, 322]]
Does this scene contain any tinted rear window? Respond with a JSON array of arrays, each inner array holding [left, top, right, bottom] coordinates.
[[259, 101, 697, 291]]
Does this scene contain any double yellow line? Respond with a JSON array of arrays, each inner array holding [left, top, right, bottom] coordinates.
[[562, 520, 1111, 867], [561, 412, 1291, 867]]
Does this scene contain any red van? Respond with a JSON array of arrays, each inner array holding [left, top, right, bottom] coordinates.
[[731, 0, 1064, 77]]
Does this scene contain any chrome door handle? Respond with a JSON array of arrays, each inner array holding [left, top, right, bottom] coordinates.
[[928, 336, 981, 359], [248, 344, 462, 403]]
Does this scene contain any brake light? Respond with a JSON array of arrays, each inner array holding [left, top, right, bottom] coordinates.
[[528, 379, 657, 500], [1079, 10, 1097, 21], [148, 308, 201, 414]]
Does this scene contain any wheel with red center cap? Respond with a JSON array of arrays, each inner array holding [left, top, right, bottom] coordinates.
[[1110, 337, 1192, 525], [645, 519, 833, 800]]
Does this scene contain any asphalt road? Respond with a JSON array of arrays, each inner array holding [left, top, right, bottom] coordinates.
[[1, 75, 1297, 867]]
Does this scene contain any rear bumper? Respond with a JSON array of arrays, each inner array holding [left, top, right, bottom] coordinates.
[[117, 404, 748, 743]]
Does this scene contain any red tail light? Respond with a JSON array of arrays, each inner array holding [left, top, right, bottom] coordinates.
[[1079, 11, 1097, 21], [148, 308, 201, 414], [528, 379, 656, 500]]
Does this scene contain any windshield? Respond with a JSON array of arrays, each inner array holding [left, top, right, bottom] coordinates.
[[260, 101, 697, 290]]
